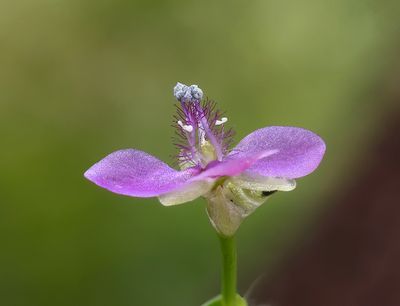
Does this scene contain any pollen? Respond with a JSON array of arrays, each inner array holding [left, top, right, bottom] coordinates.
[[174, 82, 203, 102]]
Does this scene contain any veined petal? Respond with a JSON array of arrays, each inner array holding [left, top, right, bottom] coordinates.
[[229, 172, 296, 192], [158, 179, 215, 206], [229, 126, 326, 179], [84, 149, 200, 197]]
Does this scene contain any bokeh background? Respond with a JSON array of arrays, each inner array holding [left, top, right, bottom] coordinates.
[[1, 1, 399, 306]]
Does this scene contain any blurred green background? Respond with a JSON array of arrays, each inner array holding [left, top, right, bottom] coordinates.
[[0, 0, 399, 305]]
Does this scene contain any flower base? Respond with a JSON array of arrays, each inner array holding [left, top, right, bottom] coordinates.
[[201, 294, 248, 306]]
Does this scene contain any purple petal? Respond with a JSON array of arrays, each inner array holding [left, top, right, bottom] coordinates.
[[191, 150, 278, 181], [84, 149, 200, 197], [228, 126, 326, 179]]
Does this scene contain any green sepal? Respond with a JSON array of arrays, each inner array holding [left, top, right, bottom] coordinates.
[[201, 294, 248, 306]]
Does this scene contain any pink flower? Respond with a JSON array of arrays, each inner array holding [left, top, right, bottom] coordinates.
[[84, 83, 326, 236]]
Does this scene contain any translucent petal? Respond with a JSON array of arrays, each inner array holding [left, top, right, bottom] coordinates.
[[158, 179, 214, 206], [206, 185, 245, 237], [229, 172, 296, 192], [205, 172, 296, 237]]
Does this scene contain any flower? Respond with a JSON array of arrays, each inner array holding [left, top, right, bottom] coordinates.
[[84, 83, 326, 237]]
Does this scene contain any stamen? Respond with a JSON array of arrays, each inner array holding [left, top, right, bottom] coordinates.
[[184, 125, 194, 133], [215, 117, 228, 126], [173, 83, 234, 168], [177, 120, 194, 133]]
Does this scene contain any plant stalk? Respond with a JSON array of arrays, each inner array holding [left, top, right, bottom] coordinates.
[[219, 235, 237, 306]]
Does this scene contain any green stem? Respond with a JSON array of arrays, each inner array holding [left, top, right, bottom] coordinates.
[[219, 235, 237, 306]]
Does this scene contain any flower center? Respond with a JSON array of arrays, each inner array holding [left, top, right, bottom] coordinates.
[[173, 82, 234, 169]]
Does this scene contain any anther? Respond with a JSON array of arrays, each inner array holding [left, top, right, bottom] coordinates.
[[173, 83, 186, 101], [173, 82, 203, 102], [215, 117, 228, 126], [177, 120, 194, 133], [189, 85, 203, 100]]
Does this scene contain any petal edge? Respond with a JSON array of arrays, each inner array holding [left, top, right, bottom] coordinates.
[[84, 149, 199, 197], [229, 126, 326, 179]]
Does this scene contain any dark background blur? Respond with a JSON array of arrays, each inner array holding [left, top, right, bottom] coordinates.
[[0, 1, 399, 306]]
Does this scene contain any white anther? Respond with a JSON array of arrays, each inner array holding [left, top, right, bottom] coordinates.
[[177, 120, 194, 133], [184, 125, 193, 132], [215, 117, 228, 126]]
